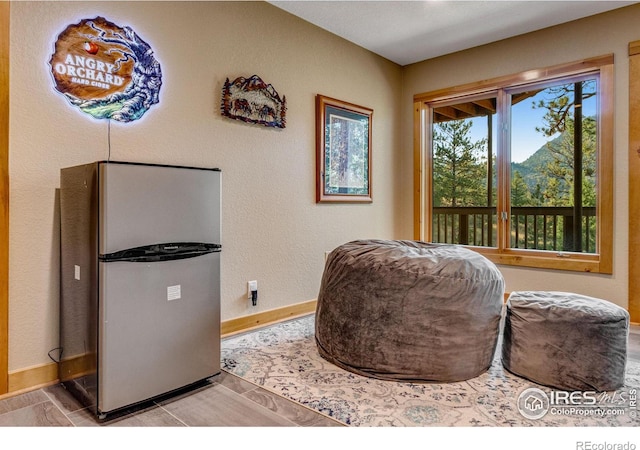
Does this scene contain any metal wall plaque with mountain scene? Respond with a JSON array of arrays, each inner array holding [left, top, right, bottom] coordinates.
[[221, 75, 286, 128]]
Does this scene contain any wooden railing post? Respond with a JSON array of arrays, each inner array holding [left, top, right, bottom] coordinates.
[[458, 214, 469, 245], [563, 215, 575, 252]]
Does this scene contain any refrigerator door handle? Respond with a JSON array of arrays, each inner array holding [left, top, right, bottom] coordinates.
[[99, 242, 222, 263]]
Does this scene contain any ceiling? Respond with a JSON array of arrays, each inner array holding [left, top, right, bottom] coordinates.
[[269, 0, 637, 66]]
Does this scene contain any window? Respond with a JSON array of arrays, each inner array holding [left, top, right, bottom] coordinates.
[[413, 56, 613, 273]]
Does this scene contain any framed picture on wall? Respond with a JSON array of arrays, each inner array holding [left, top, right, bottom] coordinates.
[[316, 95, 373, 203]]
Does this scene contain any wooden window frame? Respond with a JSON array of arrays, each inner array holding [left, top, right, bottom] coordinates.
[[628, 41, 640, 323], [413, 55, 614, 274], [1, 1, 9, 394]]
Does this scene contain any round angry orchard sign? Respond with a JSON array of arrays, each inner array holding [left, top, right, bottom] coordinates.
[[49, 16, 162, 122]]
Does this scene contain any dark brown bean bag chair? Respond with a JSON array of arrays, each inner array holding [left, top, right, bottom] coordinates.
[[315, 240, 505, 382]]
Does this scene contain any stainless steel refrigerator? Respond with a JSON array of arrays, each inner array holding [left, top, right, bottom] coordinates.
[[59, 161, 221, 418]]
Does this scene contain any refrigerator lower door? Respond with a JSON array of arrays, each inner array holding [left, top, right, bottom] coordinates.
[[98, 252, 220, 415]]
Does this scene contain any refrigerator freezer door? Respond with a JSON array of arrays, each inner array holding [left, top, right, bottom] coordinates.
[[99, 163, 221, 256], [98, 252, 221, 414]]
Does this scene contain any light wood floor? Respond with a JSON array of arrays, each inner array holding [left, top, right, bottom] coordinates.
[[1, 325, 638, 427], [0, 370, 342, 427]]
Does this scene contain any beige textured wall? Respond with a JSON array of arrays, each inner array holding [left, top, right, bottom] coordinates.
[[9, 1, 403, 371], [402, 4, 640, 308]]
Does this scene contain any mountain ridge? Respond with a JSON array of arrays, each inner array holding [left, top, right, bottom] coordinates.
[[511, 133, 563, 189]]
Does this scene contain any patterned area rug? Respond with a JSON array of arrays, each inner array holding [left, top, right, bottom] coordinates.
[[221, 315, 640, 427]]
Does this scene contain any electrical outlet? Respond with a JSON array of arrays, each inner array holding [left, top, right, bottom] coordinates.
[[247, 280, 258, 299]]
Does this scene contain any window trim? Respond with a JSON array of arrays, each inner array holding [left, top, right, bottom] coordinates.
[[413, 55, 614, 274]]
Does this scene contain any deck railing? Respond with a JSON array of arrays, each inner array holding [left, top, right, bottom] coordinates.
[[432, 206, 597, 253]]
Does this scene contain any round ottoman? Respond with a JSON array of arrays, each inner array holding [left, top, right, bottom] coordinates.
[[315, 239, 505, 382], [502, 291, 629, 391]]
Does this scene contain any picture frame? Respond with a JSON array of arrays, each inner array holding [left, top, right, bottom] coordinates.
[[316, 95, 373, 203]]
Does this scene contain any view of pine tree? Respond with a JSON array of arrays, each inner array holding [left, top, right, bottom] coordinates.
[[516, 80, 598, 210], [511, 171, 532, 206], [539, 116, 597, 207], [432, 119, 488, 207], [534, 81, 596, 136]]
